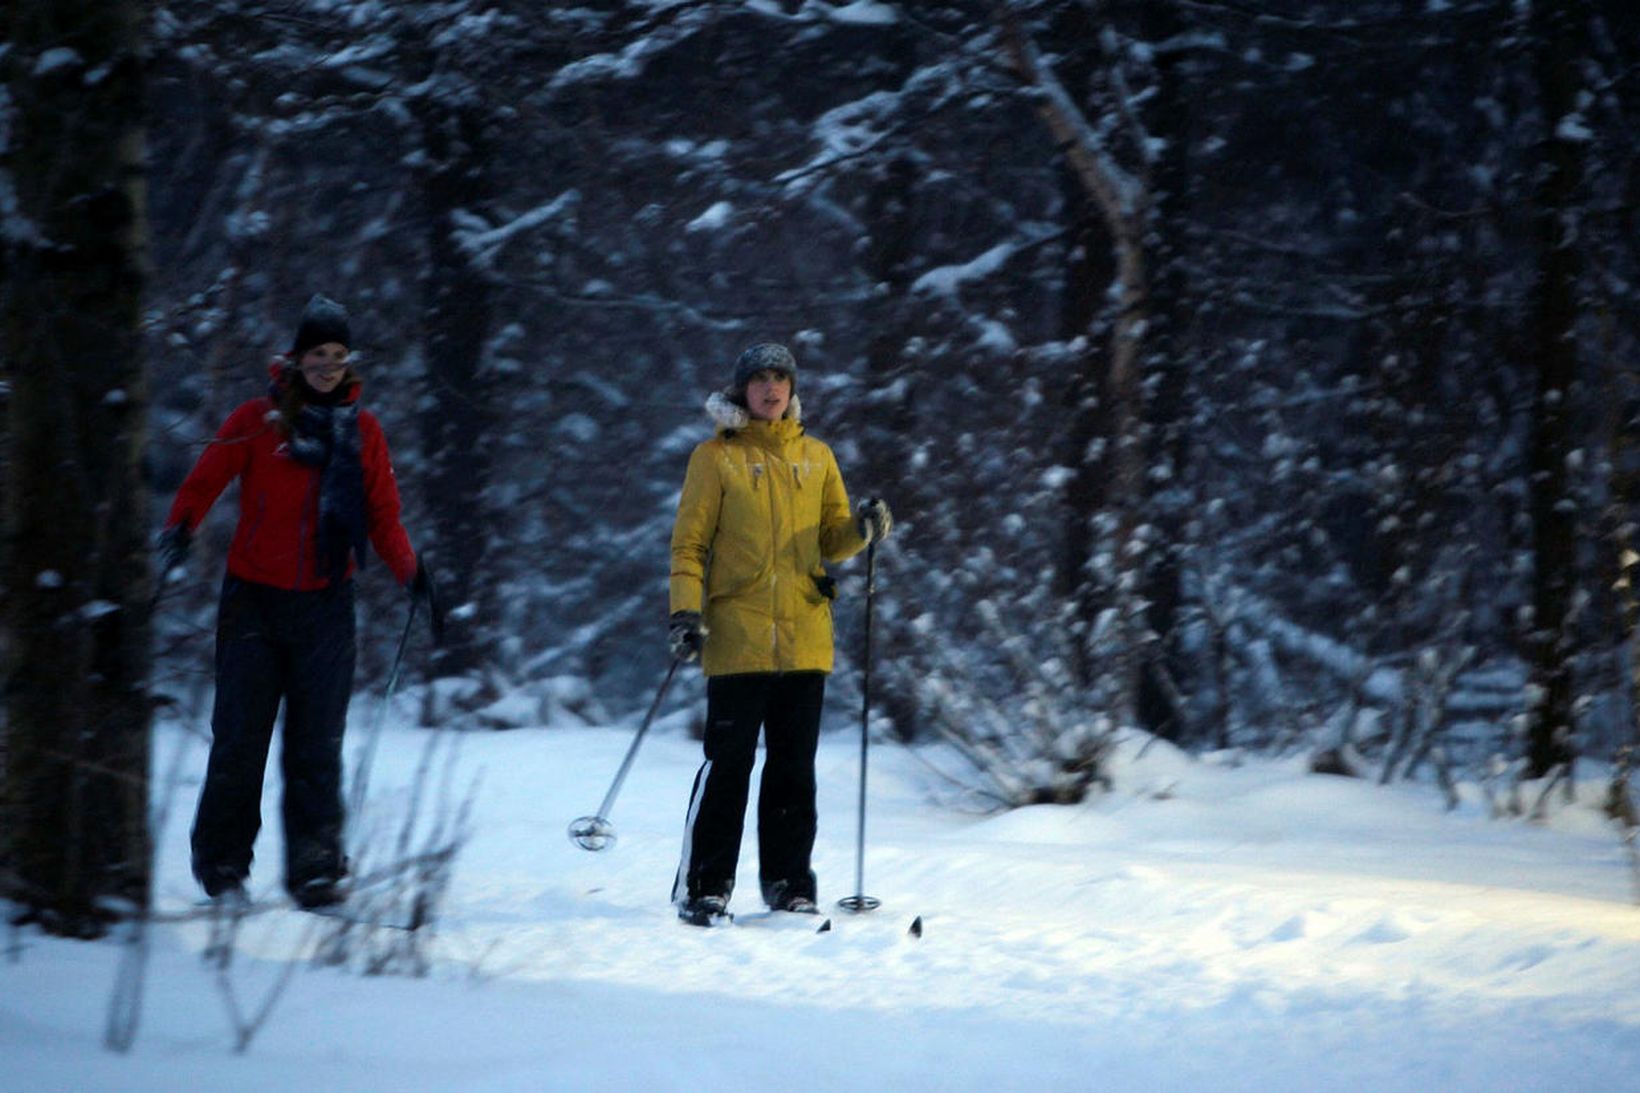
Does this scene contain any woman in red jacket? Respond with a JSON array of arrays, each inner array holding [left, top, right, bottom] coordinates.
[[159, 294, 434, 909]]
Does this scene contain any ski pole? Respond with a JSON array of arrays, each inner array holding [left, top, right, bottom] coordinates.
[[838, 541, 881, 913], [569, 658, 683, 852], [348, 596, 419, 819]]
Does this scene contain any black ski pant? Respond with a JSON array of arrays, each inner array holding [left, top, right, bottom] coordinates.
[[191, 576, 356, 898], [673, 671, 825, 907]]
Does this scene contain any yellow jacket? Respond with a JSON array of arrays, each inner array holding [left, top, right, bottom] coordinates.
[[670, 394, 867, 676]]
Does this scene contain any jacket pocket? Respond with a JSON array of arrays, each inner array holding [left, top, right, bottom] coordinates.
[[805, 571, 836, 604]]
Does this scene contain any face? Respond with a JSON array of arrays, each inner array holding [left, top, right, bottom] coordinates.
[[297, 343, 349, 394], [745, 369, 792, 422]]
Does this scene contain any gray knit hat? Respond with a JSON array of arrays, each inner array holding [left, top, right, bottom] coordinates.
[[732, 343, 797, 391]]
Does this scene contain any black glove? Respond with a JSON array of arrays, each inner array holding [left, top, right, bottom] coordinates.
[[409, 560, 446, 646], [157, 524, 191, 580], [857, 497, 893, 544], [668, 610, 706, 663]]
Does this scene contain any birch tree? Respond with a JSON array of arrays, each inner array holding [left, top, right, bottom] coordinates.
[[995, 0, 1163, 732]]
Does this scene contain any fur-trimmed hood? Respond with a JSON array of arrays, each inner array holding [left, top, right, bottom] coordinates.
[[705, 388, 803, 433]]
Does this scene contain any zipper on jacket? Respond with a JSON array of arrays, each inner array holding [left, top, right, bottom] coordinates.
[[243, 493, 268, 553], [296, 475, 320, 588], [769, 472, 779, 665], [763, 450, 780, 666]]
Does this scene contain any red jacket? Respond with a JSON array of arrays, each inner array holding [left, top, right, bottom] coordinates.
[[165, 380, 417, 591]]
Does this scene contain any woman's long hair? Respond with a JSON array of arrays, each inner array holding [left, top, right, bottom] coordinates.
[[274, 361, 359, 434]]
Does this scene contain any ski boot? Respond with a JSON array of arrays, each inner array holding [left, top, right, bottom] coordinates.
[[678, 894, 732, 928]]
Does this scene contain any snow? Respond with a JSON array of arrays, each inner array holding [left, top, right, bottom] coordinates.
[[33, 48, 83, 77], [456, 193, 578, 262], [663, 138, 730, 162], [973, 318, 1018, 353], [684, 201, 733, 233], [912, 240, 1032, 298], [1555, 113, 1595, 143], [826, 1, 899, 25], [5, 701, 1640, 1090], [770, 93, 898, 190], [1041, 466, 1075, 490], [547, 10, 713, 93]]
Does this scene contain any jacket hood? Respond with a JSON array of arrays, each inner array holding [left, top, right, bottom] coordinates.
[[706, 388, 803, 433]]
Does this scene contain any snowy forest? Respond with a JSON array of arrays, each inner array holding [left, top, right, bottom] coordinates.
[[6, 0, 1640, 934]]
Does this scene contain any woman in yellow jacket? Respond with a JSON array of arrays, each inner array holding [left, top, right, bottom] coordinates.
[[668, 343, 892, 926]]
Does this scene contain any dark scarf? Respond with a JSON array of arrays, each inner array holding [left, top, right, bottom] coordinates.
[[280, 373, 368, 585]]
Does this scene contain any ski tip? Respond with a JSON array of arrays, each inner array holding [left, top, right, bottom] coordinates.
[[817, 918, 832, 934], [908, 915, 923, 938]]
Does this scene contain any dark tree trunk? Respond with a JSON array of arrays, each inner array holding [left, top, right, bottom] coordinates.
[[1056, 177, 1112, 691], [1523, 0, 1589, 777], [1, 0, 153, 936], [1056, 191, 1148, 727], [1135, 0, 1192, 743], [858, 153, 923, 740], [418, 101, 498, 682], [862, 155, 919, 440], [1043, 6, 1110, 697]]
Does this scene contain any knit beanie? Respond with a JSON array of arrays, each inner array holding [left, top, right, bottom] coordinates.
[[290, 294, 352, 358], [732, 343, 797, 392]]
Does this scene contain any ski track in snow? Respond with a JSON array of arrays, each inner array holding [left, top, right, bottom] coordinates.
[[5, 714, 1640, 1091]]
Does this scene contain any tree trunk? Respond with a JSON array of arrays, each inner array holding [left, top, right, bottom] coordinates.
[[418, 100, 498, 682], [858, 152, 923, 740], [1058, 175, 1111, 691], [1523, 0, 1589, 778], [1, 0, 153, 936], [1101, 235, 1150, 732], [1000, 4, 1150, 730], [1134, 0, 1193, 742]]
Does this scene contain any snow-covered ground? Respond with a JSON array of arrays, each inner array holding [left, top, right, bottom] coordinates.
[[6, 695, 1640, 1091]]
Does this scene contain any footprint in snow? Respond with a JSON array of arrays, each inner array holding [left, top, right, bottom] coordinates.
[[1354, 915, 1413, 944], [1267, 915, 1308, 943]]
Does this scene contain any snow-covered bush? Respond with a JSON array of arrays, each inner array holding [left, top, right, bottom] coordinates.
[[888, 598, 1116, 808]]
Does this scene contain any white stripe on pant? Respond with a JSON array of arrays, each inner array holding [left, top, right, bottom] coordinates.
[[671, 759, 713, 904]]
